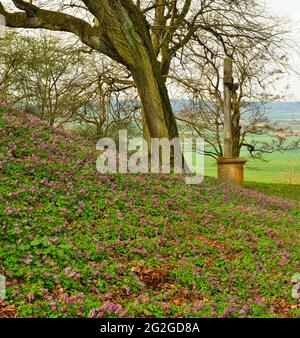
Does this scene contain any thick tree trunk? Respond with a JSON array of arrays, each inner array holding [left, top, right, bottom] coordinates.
[[135, 64, 185, 171], [131, 62, 179, 140], [232, 121, 241, 157], [89, 0, 179, 141], [134, 64, 183, 170]]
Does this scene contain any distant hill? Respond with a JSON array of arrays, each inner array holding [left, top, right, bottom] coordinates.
[[171, 100, 300, 132], [171, 99, 300, 118]]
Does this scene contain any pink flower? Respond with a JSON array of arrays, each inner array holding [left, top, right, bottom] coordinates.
[[68, 295, 77, 304], [50, 302, 57, 311], [59, 293, 68, 302], [27, 292, 35, 302], [78, 201, 86, 209], [66, 182, 73, 189], [104, 272, 112, 280], [152, 195, 159, 208], [5, 208, 13, 215]]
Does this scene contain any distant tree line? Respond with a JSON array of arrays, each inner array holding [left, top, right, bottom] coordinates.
[[0, 31, 139, 141]]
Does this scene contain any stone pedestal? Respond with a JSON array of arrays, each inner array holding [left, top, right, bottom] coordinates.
[[217, 157, 247, 185]]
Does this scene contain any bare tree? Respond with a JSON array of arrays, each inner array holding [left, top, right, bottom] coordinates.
[[0, 31, 27, 103], [0, 30, 139, 136], [72, 55, 139, 141], [0, 0, 288, 145], [0, 31, 89, 125], [174, 40, 299, 160]]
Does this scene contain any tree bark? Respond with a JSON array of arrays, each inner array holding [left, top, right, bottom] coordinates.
[[231, 90, 241, 157], [131, 62, 178, 140], [87, 0, 179, 140]]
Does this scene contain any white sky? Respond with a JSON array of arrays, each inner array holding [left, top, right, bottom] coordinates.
[[267, 0, 300, 100]]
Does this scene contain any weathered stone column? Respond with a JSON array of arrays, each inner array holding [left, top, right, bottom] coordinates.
[[223, 56, 233, 158], [217, 56, 247, 185]]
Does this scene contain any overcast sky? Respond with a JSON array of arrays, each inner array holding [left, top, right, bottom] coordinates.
[[267, 0, 300, 100]]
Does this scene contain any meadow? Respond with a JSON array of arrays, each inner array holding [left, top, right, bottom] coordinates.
[[205, 149, 300, 184], [204, 150, 300, 201]]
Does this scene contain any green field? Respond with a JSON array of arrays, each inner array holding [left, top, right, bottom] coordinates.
[[204, 149, 300, 184], [203, 148, 300, 201]]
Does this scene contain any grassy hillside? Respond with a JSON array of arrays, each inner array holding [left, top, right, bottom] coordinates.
[[0, 106, 299, 318], [244, 182, 300, 202]]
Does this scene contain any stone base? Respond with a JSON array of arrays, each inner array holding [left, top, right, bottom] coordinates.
[[217, 157, 247, 185]]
